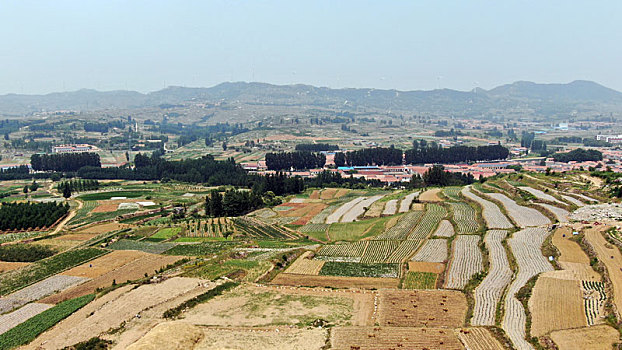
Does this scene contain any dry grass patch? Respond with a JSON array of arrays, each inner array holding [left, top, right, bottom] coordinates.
[[126, 321, 204, 350], [53, 233, 98, 241], [196, 327, 327, 350], [377, 289, 467, 327], [553, 226, 590, 264], [77, 222, 127, 234], [182, 284, 370, 327], [529, 276, 586, 337], [320, 188, 337, 199], [550, 325, 619, 350], [285, 251, 325, 275], [585, 226, 622, 314]]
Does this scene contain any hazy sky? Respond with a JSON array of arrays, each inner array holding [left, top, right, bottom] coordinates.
[[1, 1, 621, 94]]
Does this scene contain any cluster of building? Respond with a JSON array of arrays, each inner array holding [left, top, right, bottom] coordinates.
[[240, 151, 622, 185], [596, 135, 622, 144], [51, 144, 96, 153]]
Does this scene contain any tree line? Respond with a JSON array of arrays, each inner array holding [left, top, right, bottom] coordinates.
[[31, 152, 101, 172], [0, 202, 69, 231], [265, 151, 326, 171], [56, 179, 100, 198], [294, 143, 339, 152], [552, 148, 603, 162], [205, 189, 264, 217]]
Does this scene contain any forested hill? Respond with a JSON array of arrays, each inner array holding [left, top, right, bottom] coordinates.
[[1, 80, 622, 117]]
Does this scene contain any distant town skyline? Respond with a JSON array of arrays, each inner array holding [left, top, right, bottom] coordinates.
[[0, 1, 620, 95]]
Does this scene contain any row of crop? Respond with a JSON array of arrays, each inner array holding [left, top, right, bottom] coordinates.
[[376, 211, 423, 240], [407, 203, 446, 240], [233, 217, 293, 239], [317, 241, 367, 257], [0, 248, 107, 296], [442, 187, 462, 201], [449, 202, 480, 234], [360, 240, 399, 263], [319, 262, 400, 278]]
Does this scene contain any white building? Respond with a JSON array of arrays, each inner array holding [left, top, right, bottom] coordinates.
[[52, 144, 94, 153]]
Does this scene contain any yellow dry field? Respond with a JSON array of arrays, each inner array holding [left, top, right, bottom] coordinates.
[[550, 325, 619, 350], [455, 328, 505, 350], [408, 261, 445, 274], [41, 253, 185, 304], [0, 261, 29, 273], [541, 264, 600, 281], [126, 321, 204, 350], [309, 190, 320, 199], [182, 284, 373, 327], [363, 200, 384, 218], [529, 276, 586, 336], [61, 250, 150, 278], [376, 290, 467, 328], [553, 227, 590, 264], [334, 189, 349, 198], [270, 273, 400, 289], [331, 327, 464, 350], [411, 203, 425, 210], [320, 188, 337, 199], [584, 226, 622, 313], [78, 222, 127, 234], [284, 251, 325, 275], [195, 327, 327, 350], [25, 278, 208, 350], [53, 233, 98, 241], [419, 188, 443, 202]]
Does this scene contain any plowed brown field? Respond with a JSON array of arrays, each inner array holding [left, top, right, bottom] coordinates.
[[377, 290, 467, 327], [270, 273, 399, 289]]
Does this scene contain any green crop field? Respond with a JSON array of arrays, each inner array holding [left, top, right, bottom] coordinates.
[[164, 241, 240, 256], [402, 271, 437, 289], [107, 239, 176, 254], [78, 190, 152, 201], [149, 227, 182, 241], [319, 262, 400, 278]]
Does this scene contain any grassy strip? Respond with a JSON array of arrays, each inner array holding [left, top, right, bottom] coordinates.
[[0, 248, 107, 295], [164, 241, 239, 256], [319, 262, 400, 278], [0, 294, 95, 350], [78, 190, 152, 201], [163, 281, 239, 319]]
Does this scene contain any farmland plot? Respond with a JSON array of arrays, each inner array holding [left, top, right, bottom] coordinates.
[[529, 276, 586, 337], [340, 195, 384, 222], [317, 241, 367, 258], [569, 192, 598, 203], [285, 251, 325, 275], [582, 281, 606, 326], [270, 273, 399, 289], [550, 325, 619, 350], [331, 326, 463, 350], [584, 227, 622, 317], [402, 271, 437, 289], [434, 219, 455, 237], [407, 203, 446, 240], [360, 240, 399, 263], [535, 203, 569, 223], [377, 290, 467, 327], [326, 197, 365, 224], [310, 204, 339, 224], [320, 262, 400, 278], [0, 303, 52, 335], [376, 211, 422, 240], [419, 188, 442, 202], [561, 194, 585, 207], [382, 199, 398, 216], [444, 235, 483, 290], [6, 275, 88, 305], [443, 187, 463, 201], [384, 240, 422, 263], [472, 230, 512, 326], [398, 191, 419, 212], [519, 187, 565, 205], [411, 239, 448, 263], [488, 192, 551, 227], [456, 328, 506, 350], [462, 187, 513, 229], [503, 227, 553, 350], [449, 202, 480, 234]]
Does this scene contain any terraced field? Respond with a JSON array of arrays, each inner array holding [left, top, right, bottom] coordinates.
[[407, 203, 446, 240], [376, 211, 422, 240], [360, 240, 399, 263], [487, 192, 551, 227], [462, 187, 513, 229], [398, 192, 419, 212], [433, 219, 455, 237], [411, 239, 448, 262], [340, 195, 384, 222], [444, 235, 483, 290], [382, 199, 398, 216], [472, 230, 512, 326], [519, 186, 565, 205], [535, 203, 570, 223], [503, 227, 553, 350], [449, 202, 480, 234], [325, 197, 365, 224]]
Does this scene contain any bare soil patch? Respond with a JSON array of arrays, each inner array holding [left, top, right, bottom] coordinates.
[[196, 326, 327, 350], [376, 289, 467, 327], [456, 327, 505, 350], [40, 253, 184, 304], [331, 326, 464, 350], [408, 261, 445, 274], [553, 227, 590, 264], [419, 188, 443, 202], [584, 226, 622, 314], [78, 222, 127, 234], [0, 261, 29, 273], [320, 188, 337, 199], [126, 321, 204, 350]]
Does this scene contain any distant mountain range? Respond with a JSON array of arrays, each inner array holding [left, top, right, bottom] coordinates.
[[1, 80, 621, 117]]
